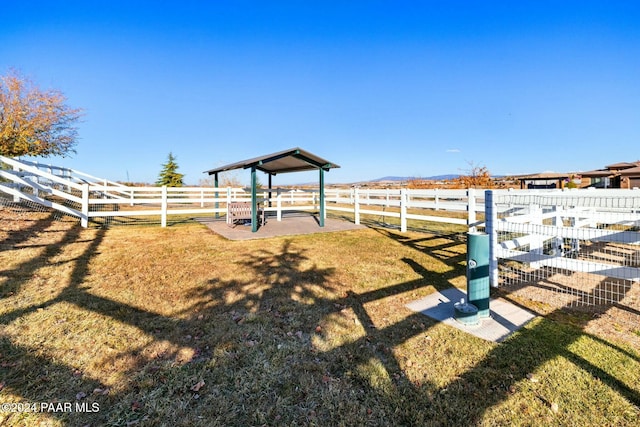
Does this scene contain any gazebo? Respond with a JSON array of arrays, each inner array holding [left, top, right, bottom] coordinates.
[[204, 148, 340, 232], [515, 172, 570, 189]]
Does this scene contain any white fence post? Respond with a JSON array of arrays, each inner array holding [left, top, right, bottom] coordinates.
[[323, 191, 327, 221], [485, 190, 499, 287], [33, 174, 39, 198], [12, 164, 20, 202], [434, 188, 439, 210], [81, 183, 89, 228], [161, 186, 167, 227], [400, 188, 407, 232], [277, 192, 282, 221], [467, 188, 476, 232], [529, 204, 543, 268], [354, 188, 360, 225], [66, 168, 71, 192], [225, 187, 232, 222]]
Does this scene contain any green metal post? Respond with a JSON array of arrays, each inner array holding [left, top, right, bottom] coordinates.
[[251, 166, 258, 232], [467, 232, 490, 317], [319, 168, 325, 227], [214, 173, 219, 219], [268, 173, 273, 207]]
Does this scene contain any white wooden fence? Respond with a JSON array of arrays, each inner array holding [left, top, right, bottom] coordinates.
[[327, 188, 483, 231], [1, 155, 483, 230]]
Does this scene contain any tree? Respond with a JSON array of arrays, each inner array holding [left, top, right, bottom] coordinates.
[[565, 174, 579, 189], [253, 175, 264, 190], [407, 177, 437, 189], [0, 69, 82, 157], [156, 152, 185, 187], [198, 170, 243, 187], [455, 161, 494, 189]]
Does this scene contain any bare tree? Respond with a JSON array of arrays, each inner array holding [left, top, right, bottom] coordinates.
[[455, 161, 494, 189], [199, 171, 243, 187], [0, 70, 82, 157]]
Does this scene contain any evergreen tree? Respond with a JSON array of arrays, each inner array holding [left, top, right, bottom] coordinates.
[[156, 152, 185, 187]]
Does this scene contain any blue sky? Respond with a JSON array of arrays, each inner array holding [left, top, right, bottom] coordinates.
[[2, 1, 639, 185]]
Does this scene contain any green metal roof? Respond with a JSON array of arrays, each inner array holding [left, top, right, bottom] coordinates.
[[204, 147, 340, 176]]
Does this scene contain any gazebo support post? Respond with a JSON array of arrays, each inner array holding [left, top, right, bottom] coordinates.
[[319, 167, 325, 227], [268, 173, 273, 207], [251, 166, 258, 232], [214, 173, 219, 219]]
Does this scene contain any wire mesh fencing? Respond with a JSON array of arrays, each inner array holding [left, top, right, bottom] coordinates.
[[489, 190, 640, 328], [0, 191, 77, 221]]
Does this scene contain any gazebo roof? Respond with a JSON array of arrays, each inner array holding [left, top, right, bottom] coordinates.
[[204, 147, 340, 176]]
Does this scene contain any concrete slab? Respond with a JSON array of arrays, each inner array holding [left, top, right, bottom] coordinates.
[[406, 287, 537, 343], [196, 213, 366, 241]]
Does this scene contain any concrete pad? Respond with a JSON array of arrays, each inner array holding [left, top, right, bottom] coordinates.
[[196, 213, 366, 241], [406, 287, 537, 343]]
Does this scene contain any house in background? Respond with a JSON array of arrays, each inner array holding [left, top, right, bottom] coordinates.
[[515, 161, 640, 190], [580, 161, 640, 189]]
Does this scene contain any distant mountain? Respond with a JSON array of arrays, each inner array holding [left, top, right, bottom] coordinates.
[[370, 176, 407, 182], [372, 174, 460, 182]]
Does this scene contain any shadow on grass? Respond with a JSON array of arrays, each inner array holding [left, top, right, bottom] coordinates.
[[0, 211, 58, 250], [0, 218, 638, 425], [381, 228, 640, 414], [0, 214, 82, 299], [187, 232, 640, 423]]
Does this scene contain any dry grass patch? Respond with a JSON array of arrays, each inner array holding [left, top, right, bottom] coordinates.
[[0, 206, 639, 426]]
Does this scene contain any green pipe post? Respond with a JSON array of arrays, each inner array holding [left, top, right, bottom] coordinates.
[[319, 167, 325, 227], [214, 172, 219, 219], [268, 173, 273, 207], [251, 166, 258, 232], [467, 231, 490, 317]]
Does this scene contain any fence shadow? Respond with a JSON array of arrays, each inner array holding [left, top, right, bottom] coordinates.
[[1, 214, 638, 425], [373, 227, 640, 418]]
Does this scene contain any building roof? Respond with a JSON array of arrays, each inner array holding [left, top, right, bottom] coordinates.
[[619, 165, 640, 176], [580, 169, 615, 177], [582, 165, 640, 177], [604, 161, 640, 170], [204, 147, 340, 176]]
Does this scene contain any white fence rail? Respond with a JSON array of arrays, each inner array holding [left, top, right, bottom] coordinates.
[[326, 188, 483, 231], [2, 155, 485, 229]]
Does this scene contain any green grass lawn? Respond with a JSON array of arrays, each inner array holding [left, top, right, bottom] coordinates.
[[0, 207, 639, 426]]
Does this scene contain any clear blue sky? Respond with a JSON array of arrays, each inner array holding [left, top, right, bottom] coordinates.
[[2, 1, 639, 185]]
